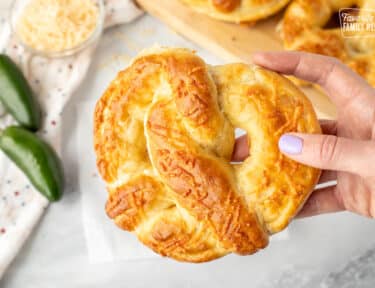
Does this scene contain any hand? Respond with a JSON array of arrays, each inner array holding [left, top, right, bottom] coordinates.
[[232, 51, 375, 218]]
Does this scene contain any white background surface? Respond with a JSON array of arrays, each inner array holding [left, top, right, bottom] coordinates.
[[1, 2, 375, 287]]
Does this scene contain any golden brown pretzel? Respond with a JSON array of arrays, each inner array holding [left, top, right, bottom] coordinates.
[[94, 47, 321, 262], [279, 0, 375, 86], [179, 0, 291, 23]]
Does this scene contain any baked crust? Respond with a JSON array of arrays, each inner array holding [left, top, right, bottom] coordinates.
[[180, 0, 291, 23], [279, 0, 375, 87], [94, 47, 321, 262]]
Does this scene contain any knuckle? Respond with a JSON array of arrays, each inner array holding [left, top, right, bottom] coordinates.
[[319, 135, 339, 166], [316, 56, 343, 86], [317, 59, 337, 86]]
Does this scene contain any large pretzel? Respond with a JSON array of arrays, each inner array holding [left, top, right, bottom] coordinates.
[[280, 0, 375, 86], [179, 0, 291, 23], [94, 48, 321, 262]]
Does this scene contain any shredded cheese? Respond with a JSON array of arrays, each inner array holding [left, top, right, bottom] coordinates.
[[16, 0, 99, 53]]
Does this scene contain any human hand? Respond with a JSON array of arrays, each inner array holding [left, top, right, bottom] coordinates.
[[232, 51, 375, 218]]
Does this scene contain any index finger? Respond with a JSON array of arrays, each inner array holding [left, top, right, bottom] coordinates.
[[231, 120, 337, 162], [253, 51, 375, 109]]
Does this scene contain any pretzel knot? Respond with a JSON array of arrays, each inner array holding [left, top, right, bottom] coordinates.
[[280, 0, 375, 87], [94, 48, 321, 262]]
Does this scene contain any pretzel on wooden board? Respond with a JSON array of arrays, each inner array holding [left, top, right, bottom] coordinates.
[[180, 0, 291, 23], [279, 0, 375, 87]]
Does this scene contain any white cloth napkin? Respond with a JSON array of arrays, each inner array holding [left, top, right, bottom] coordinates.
[[0, 1, 143, 278]]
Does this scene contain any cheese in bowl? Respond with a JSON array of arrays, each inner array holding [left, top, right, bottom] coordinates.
[[11, 0, 104, 57]]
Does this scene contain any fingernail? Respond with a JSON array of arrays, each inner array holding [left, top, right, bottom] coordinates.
[[278, 134, 303, 155]]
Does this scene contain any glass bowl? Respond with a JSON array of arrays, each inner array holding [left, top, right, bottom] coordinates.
[[9, 0, 105, 58]]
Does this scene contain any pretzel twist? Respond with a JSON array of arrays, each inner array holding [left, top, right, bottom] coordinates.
[[280, 0, 375, 86], [94, 48, 321, 262]]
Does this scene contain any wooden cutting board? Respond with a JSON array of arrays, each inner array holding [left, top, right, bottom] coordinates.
[[136, 0, 336, 119]]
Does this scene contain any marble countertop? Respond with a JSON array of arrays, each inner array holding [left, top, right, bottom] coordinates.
[[1, 2, 375, 287]]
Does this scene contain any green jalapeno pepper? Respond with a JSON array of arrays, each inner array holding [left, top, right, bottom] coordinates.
[[0, 54, 41, 131], [0, 126, 64, 201]]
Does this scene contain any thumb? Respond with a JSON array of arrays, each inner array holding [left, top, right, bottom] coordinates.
[[278, 133, 375, 177]]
